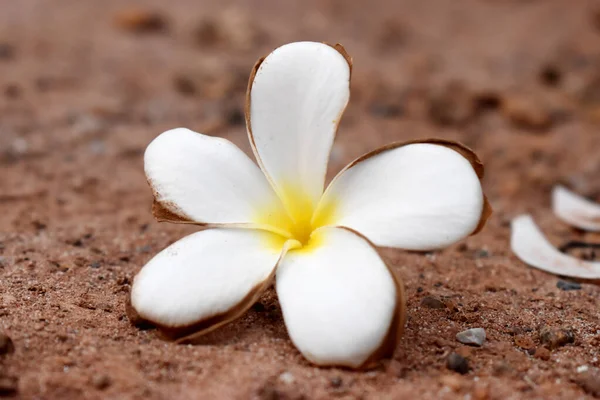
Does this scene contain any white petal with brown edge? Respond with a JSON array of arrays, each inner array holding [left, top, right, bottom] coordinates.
[[511, 214, 600, 279], [315, 143, 484, 251], [145, 128, 289, 228], [247, 42, 351, 211], [131, 228, 287, 329], [552, 185, 600, 232], [276, 227, 399, 368]]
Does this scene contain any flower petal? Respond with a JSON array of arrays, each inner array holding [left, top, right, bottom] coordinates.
[[131, 228, 290, 339], [315, 141, 489, 250], [552, 185, 600, 232], [511, 214, 600, 279], [276, 227, 405, 369], [246, 42, 351, 211], [145, 128, 290, 232]]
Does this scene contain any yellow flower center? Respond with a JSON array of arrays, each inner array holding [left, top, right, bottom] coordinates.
[[255, 184, 337, 251]]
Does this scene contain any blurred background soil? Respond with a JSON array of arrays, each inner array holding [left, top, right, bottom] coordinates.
[[1, 0, 600, 398]]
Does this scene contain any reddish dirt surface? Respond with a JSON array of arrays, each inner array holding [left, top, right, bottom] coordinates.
[[2, 0, 600, 399]]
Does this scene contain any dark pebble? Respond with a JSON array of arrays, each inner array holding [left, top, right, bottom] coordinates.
[[447, 352, 470, 375], [539, 326, 575, 349], [557, 280, 581, 291], [539, 64, 561, 87], [89, 261, 101, 269], [421, 296, 446, 309], [0, 333, 14, 355], [330, 376, 342, 388], [473, 249, 489, 258], [226, 106, 245, 126], [91, 374, 112, 390]]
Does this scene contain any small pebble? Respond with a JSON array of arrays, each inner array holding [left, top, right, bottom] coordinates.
[[0, 333, 14, 355], [539, 326, 575, 349], [514, 335, 535, 351], [557, 280, 581, 291], [330, 376, 342, 388], [447, 352, 470, 375], [502, 95, 552, 131], [534, 347, 551, 361], [278, 371, 295, 385], [456, 328, 486, 347], [92, 374, 112, 390], [421, 296, 446, 309], [492, 361, 513, 377], [473, 249, 490, 258], [539, 64, 561, 87]]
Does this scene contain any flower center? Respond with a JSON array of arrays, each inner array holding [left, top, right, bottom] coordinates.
[[255, 184, 337, 249]]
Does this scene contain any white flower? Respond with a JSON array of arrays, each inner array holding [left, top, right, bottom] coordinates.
[[511, 186, 600, 279], [130, 41, 490, 369]]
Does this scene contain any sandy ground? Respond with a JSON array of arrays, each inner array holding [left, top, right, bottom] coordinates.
[[2, 0, 600, 398]]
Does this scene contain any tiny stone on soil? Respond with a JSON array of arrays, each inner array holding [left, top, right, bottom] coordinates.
[[456, 328, 486, 347], [473, 249, 490, 258], [502, 95, 552, 131], [330, 376, 342, 388], [534, 347, 551, 361], [539, 326, 575, 349], [514, 335, 536, 351], [556, 280, 581, 291], [421, 296, 446, 309], [91, 374, 112, 390], [447, 352, 470, 374], [278, 372, 294, 385], [0, 333, 15, 355]]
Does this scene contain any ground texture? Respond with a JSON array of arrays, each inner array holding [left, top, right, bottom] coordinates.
[[1, 0, 600, 399]]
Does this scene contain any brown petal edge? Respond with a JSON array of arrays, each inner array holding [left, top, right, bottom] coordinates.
[[148, 179, 293, 237], [334, 227, 407, 370], [146, 175, 196, 224], [244, 42, 353, 190], [128, 240, 295, 343], [333, 138, 492, 237]]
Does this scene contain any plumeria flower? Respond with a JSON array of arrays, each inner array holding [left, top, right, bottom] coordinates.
[[130, 41, 491, 369]]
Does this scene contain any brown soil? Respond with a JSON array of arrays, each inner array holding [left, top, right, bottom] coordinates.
[[2, 0, 600, 399]]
